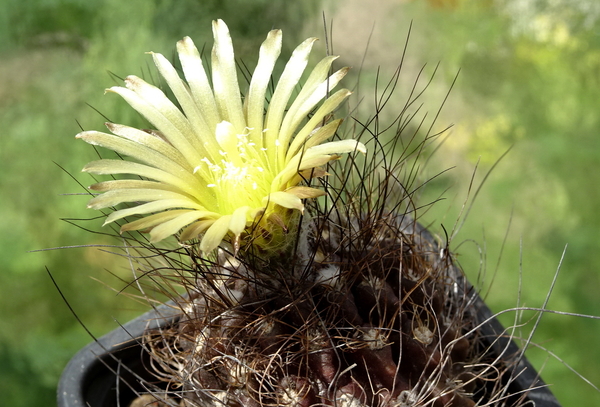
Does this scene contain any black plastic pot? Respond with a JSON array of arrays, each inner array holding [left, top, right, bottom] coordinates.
[[57, 304, 182, 407], [57, 288, 562, 407]]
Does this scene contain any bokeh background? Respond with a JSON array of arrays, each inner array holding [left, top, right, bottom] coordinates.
[[1, 0, 599, 405]]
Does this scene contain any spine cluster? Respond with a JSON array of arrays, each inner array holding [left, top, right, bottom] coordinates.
[[143, 213, 489, 407]]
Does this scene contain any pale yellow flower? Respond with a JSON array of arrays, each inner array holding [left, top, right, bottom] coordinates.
[[78, 19, 365, 253]]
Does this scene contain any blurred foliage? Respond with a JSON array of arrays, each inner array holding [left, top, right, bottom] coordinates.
[[1, 0, 599, 406]]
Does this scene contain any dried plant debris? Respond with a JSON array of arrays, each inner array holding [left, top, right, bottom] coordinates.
[[129, 213, 534, 407]]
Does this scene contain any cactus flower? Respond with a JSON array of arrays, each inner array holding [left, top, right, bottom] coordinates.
[[78, 19, 365, 253]]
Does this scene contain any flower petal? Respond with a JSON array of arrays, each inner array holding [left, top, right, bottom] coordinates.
[[297, 154, 339, 171], [82, 159, 208, 201], [121, 210, 193, 233], [87, 189, 199, 210], [150, 52, 216, 148], [107, 82, 207, 167], [211, 19, 245, 133], [124, 76, 220, 160], [301, 120, 344, 150], [265, 191, 304, 212], [294, 68, 349, 122], [279, 68, 350, 153], [229, 205, 252, 237], [90, 179, 178, 192], [272, 151, 336, 192], [177, 36, 220, 131], [292, 55, 339, 102], [105, 122, 187, 163], [286, 119, 342, 163], [77, 130, 189, 170], [304, 139, 367, 158], [245, 28, 282, 147], [264, 37, 317, 161], [285, 89, 352, 163], [149, 210, 214, 243], [200, 215, 232, 253], [286, 186, 326, 199], [215, 121, 243, 166], [105, 199, 208, 225], [180, 219, 215, 241]]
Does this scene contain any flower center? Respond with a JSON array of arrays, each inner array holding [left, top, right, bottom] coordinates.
[[196, 121, 271, 213]]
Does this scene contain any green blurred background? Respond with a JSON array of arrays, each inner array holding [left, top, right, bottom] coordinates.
[[1, 0, 598, 405]]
